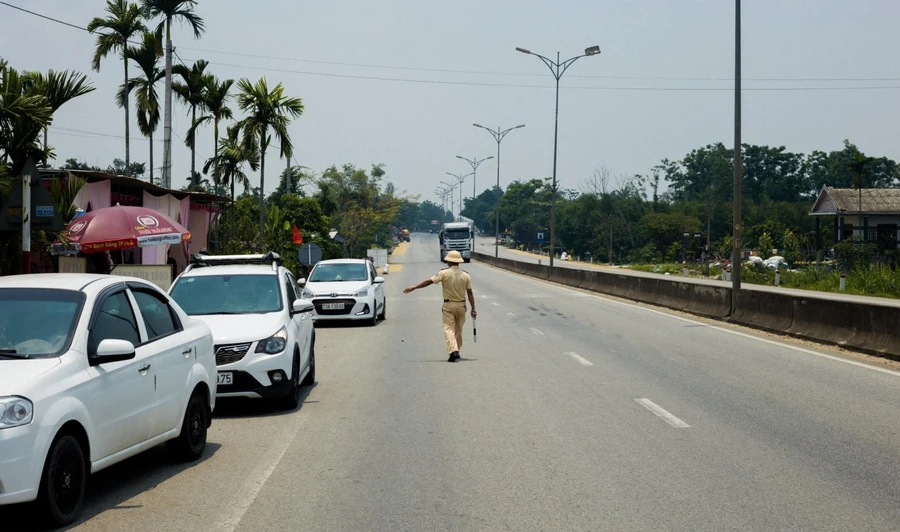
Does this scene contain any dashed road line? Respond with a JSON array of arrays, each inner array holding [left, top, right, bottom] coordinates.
[[565, 351, 593, 366], [635, 398, 690, 428], [491, 302, 500, 307], [506, 312, 517, 318], [529, 327, 544, 336], [494, 268, 900, 379]]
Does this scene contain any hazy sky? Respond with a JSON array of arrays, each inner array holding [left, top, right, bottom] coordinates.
[[2, 1, 898, 205]]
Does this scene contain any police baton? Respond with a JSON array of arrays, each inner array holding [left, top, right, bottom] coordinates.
[[473, 316, 477, 343]]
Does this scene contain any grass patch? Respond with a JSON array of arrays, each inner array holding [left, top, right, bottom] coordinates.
[[630, 263, 900, 299]]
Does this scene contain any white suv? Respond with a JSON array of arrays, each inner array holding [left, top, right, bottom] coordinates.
[[300, 259, 386, 325], [0, 274, 216, 527], [169, 253, 315, 409]]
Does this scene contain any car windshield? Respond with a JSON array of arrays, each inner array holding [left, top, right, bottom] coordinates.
[[0, 288, 84, 358], [445, 229, 470, 239], [170, 274, 283, 315], [309, 263, 369, 282]]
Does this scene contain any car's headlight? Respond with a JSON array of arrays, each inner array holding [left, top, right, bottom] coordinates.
[[0, 396, 33, 429], [354, 286, 369, 297], [301, 288, 316, 299], [255, 327, 288, 354]]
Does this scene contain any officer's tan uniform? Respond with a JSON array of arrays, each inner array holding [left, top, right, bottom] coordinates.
[[431, 265, 472, 354]]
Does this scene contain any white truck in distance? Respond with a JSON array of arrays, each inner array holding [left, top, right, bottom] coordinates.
[[439, 222, 473, 263]]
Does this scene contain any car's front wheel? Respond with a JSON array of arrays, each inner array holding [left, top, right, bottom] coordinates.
[[38, 433, 86, 527], [168, 391, 209, 462], [378, 297, 386, 320], [279, 352, 302, 410], [301, 341, 316, 386]]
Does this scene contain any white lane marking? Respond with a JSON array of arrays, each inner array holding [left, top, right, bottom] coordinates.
[[491, 302, 500, 307], [212, 402, 314, 531], [565, 351, 593, 366], [516, 273, 900, 379], [529, 327, 544, 336], [635, 398, 690, 428], [506, 312, 517, 318]]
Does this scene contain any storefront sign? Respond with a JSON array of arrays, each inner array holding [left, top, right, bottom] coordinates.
[[110, 264, 173, 291]]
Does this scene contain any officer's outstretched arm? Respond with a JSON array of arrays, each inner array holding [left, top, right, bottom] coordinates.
[[403, 279, 433, 294]]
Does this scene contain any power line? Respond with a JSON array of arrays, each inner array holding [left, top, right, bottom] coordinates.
[[0, 1, 87, 32], [4, 1, 898, 85], [186, 58, 900, 92], [180, 45, 900, 83], [51, 125, 162, 142]]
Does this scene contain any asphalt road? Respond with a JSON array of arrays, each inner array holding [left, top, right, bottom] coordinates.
[[5, 232, 900, 531]]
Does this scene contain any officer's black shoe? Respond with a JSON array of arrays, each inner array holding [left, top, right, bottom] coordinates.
[[448, 351, 460, 362]]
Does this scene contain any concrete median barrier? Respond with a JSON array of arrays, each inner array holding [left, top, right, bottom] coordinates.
[[474, 251, 899, 360], [731, 290, 794, 333]]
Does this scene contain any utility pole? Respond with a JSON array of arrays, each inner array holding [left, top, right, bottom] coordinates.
[[731, 0, 743, 315]]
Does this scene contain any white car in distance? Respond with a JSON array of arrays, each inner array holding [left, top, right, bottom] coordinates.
[[300, 259, 386, 325], [0, 274, 216, 528], [169, 253, 316, 409]]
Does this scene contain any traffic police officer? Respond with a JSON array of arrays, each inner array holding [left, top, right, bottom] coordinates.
[[403, 250, 477, 362]]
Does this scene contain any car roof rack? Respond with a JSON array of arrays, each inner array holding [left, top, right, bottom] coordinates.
[[185, 251, 282, 273]]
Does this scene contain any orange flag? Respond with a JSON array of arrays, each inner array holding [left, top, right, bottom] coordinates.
[[292, 225, 303, 245]]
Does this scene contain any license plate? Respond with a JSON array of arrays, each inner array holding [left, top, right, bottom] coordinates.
[[322, 303, 344, 310], [217, 372, 233, 385]]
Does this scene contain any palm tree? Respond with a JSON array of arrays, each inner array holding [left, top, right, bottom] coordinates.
[[0, 61, 53, 176], [117, 31, 163, 184], [189, 76, 233, 190], [235, 77, 304, 247], [203, 126, 259, 241], [88, 0, 146, 177], [23, 70, 95, 166], [173, 59, 209, 181], [141, 0, 205, 189]]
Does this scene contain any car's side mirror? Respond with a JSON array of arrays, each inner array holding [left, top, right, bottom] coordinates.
[[373, 276, 385, 284], [89, 339, 136, 366], [292, 299, 315, 314], [297, 278, 306, 286]]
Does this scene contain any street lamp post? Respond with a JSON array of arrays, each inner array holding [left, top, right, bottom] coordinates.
[[516, 45, 600, 271], [474, 123, 525, 258], [446, 172, 473, 221], [456, 155, 494, 225], [440, 181, 457, 220]]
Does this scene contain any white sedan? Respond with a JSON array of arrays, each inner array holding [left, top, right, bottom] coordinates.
[[300, 259, 386, 325], [0, 274, 216, 527]]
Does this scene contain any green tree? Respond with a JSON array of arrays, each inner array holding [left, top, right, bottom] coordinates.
[[172, 59, 210, 180], [235, 77, 304, 248], [140, 0, 205, 188], [191, 75, 233, 189], [203, 125, 259, 239], [270, 165, 312, 204], [758, 232, 774, 257], [23, 70, 95, 165], [88, 0, 146, 176], [117, 30, 162, 183], [783, 228, 801, 265]]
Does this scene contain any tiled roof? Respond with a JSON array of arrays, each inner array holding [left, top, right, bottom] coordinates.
[[810, 187, 900, 215]]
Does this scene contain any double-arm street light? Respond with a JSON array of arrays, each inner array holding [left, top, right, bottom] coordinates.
[[446, 172, 473, 221], [435, 187, 451, 218], [516, 45, 600, 270], [440, 180, 458, 219], [473, 123, 526, 257], [456, 155, 494, 215]]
